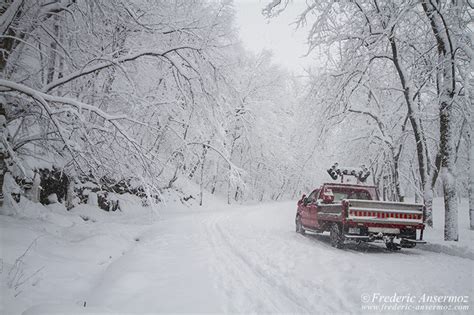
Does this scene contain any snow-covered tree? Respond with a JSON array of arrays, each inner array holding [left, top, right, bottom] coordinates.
[[264, 0, 471, 239], [1, 0, 306, 208]]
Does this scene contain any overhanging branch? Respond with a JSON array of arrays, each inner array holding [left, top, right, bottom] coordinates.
[[43, 46, 202, 93]]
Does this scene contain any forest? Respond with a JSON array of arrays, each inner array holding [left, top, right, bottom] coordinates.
[[1, 0, 472, 243]]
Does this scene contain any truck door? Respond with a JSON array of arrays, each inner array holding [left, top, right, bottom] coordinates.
[[308, 189, 320, 228], [303, 189, 319, 228]]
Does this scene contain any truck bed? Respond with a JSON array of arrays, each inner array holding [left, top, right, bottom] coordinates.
[[345, 199, 424, 226]]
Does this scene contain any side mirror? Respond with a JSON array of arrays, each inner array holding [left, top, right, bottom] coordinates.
[[298, 194, 306, 206]]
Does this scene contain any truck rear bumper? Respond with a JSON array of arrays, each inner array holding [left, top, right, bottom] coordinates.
[[344, 233, 426, 243], [368, 227, 400, 234], [346, 221, 425, 229]]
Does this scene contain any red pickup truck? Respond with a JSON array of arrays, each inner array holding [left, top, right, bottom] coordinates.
[[295, 183, 426, 250]]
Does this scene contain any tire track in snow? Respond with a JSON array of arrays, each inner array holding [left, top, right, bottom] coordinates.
[[204, 213, 279, 313], [203, 209, 332, 313], [204, 212, 312, 313], [211, 207, 355, 313], [216, 224, 316, 313]]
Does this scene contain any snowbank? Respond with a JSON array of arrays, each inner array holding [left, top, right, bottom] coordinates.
[[421, 198, 474, 258], [0, 194, 155, 315]]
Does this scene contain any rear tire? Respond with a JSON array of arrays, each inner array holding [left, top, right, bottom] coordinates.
[[295, 216, 305, 235], [400, 239, 416, 248], [386, 241, 401, 251], [330, 224, 344, 248]]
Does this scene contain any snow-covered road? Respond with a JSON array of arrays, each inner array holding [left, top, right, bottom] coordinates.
[[2, 199, 472, 314], [79, 201, 473, 313]]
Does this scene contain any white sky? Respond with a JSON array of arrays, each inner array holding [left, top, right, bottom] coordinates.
[[233, 0, 314, 73]]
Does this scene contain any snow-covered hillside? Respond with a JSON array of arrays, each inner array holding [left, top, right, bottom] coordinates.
[[1, 197, 472, 314]]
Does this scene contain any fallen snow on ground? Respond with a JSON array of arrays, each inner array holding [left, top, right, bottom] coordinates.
[[0, 195, 473, 314]]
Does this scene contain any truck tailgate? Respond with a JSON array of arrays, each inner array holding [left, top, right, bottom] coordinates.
[[345, 199, 424, 225]]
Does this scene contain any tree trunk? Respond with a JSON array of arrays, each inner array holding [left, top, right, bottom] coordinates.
[[199, 155, 205, 206], [468, 131, 473, 230], [210, 162, 219, 195], [28, 171, 41, 203], [421, 0, 458, 240], [227, 169, 231, 205], [442, 167, 458, 240], [393, 158, 403, 202], [66, 178, 74, 210], [46, 17, 59, 84], [389, 33, 433, 226], [0, 1, 23, 73], [438, 95, 458, 241], [0, 104, 6, 204]]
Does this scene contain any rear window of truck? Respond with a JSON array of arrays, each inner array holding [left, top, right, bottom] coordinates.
[[330, 190, 372, 202]]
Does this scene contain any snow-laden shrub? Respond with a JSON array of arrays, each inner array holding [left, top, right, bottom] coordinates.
[[74, 175, 159, 211], [47, 194, 58, 204], [1, 172, 20, 215], [87, 192, 98, 206], [37, 168, 69, 205]]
